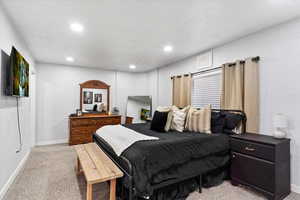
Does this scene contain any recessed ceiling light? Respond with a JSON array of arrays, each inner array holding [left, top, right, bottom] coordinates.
[[70, 22, 84, 33], [66, 56, 74, 62], [129, 64, 136, 69], [164, 45, 173, 53]]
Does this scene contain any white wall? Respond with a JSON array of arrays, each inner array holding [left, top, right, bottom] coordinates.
[[146, 69, 159, 116], [0, 5, 36, 198], [152, 18, 300, 191], [115, 71, 151, 122], [36, 64, 150, 144]]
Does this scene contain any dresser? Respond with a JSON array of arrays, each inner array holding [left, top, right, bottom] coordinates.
[[69, 114, 121, 145], [230, 133, 290, 200]]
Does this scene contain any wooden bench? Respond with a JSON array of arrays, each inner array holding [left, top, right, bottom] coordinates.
[[74, 143, 123, 200]]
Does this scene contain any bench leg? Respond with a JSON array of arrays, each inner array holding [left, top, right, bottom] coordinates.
[[109, 179, 116, 200], [76, 157, 84, 175], [77, 157, 80, 174], [87, 183, 93, 200]]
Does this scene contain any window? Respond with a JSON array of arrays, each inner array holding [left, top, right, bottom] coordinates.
[[191, 70, 222, 109]]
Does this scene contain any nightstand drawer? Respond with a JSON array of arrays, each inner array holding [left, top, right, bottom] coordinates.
[[231, 138, 275, 162]]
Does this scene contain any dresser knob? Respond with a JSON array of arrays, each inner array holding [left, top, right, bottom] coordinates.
[[232, 155, 236, 158]]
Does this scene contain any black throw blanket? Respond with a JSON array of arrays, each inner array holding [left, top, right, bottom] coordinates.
[[115, 124, 230, 197]]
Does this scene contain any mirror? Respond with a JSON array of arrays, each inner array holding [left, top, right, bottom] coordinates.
[[126, 96, 152, 123], [80, 80, 110, 114]]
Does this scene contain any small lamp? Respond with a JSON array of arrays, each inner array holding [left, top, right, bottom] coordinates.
[[273, 113, 288, 139]]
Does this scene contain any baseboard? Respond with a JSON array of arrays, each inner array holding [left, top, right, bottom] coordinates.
[[292, 184, 300, 194], [0, 151, 30, 200], [36, 138, 68, 146]]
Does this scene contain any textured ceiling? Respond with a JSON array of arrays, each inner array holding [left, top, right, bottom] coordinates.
[[1, 0, 300, 72]]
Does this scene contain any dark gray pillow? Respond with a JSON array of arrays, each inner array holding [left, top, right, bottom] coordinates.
[[223, 112, 244, 130], [211, 112, 226, 133]]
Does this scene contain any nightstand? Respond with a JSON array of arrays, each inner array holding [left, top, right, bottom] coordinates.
[[230, 133, 290, 200]]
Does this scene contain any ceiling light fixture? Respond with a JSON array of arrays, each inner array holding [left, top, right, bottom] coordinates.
[[70, 22, 84, 33], [129, 64, 136, 69], [66, 56, 74, 62], [164, 45, 173, 53]]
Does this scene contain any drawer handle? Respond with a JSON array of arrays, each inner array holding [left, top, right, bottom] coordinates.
[[245, 147, 255, 151]]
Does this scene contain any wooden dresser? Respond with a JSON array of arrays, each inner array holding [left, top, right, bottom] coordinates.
[[69, 114, 121, 145], [230, 133, 290, 200]]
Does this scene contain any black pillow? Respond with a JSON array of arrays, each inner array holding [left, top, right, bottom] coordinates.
[[150, 111, 169, 132], [211, 112, 226, 133], [223, 112, 244, 130]]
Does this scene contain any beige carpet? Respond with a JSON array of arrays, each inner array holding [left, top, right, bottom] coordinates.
[[4, 144, 300, 200]]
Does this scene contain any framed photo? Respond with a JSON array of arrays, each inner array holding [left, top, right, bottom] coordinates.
[[83, 91, 93, 104], [76, 109, 82, 116], [94, 93, 102, 103]]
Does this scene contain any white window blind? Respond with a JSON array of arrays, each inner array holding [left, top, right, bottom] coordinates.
[[191, 70, 222, 109]]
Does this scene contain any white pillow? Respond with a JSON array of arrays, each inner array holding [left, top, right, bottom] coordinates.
[[156, 106, 171, 112], [164, 105, 179, 132], [170, 106, 190, 132]]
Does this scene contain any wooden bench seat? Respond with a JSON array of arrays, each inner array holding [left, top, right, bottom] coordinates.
[[74, 143, 123, 200]]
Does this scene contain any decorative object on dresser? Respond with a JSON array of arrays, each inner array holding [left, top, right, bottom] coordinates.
[[230, 133, 290, 200], [80, 80, 110, 113], [69, 114, 121, 145]]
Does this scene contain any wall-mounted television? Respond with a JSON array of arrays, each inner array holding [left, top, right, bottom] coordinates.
[[6, 46, 29, 97]]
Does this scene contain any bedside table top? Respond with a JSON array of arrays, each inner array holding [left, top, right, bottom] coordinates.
[[230, 132, 290, 146]]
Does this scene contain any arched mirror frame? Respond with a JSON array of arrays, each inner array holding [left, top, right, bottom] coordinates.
[[79, 80, 110, 114]]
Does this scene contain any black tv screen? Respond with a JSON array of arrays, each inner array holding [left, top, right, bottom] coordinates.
[[8, 47, 29, 97]]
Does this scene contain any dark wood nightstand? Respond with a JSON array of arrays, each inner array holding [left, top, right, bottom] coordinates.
[[230, 133, 290, 200]]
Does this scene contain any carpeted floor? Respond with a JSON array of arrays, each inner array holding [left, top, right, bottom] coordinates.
[[4, 144, 300, 200]]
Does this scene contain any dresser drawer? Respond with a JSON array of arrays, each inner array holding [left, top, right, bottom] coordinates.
[[70, 128, 93, 145], [100, 117, 121, 125], [70, 118, 98, 127], [71, 128, 93, 136], [231, 152, 275, 193], [231, 138, 275, 162], [69, 115, 121, 145]]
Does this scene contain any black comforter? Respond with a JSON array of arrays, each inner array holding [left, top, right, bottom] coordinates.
[[94, 123, 230, 197]]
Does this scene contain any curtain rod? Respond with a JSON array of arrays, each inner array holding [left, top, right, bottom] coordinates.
[[171, 56, 260, 79], [228, 56, 260, 67]]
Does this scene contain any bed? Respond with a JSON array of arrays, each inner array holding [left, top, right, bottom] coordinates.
[[93, 109, 246, 200]]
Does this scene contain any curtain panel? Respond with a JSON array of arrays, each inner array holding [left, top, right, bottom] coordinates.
[[172, 74, 192, 108], [221, 58, 259, 133]]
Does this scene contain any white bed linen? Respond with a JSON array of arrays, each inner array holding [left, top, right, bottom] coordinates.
[[96, 125, 158, 156]]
